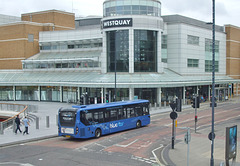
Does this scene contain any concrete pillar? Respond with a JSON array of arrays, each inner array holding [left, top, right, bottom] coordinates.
[[60, 86, 63, 102], [101, 87, 104, 103], [183, 86, 186, 105], [77, 87, 80, 102], [13, 86, 16, 101], [38, 86, 41, 101], [129, 88, 134, 100], [157, 88, 161, 108]]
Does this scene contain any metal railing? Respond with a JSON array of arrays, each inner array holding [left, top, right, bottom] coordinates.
[[0, 103, 38, 134]]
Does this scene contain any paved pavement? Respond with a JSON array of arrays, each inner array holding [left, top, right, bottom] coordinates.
[[0, 98, 240, 166]]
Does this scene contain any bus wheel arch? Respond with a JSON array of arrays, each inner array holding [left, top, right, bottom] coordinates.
[[136, 120, 141, 128], [95, 128, 102, 138]]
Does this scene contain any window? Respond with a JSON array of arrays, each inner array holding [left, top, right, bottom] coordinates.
[[135, 105, 142, 116], [107, 30, 129, 72], [134, 30, 157, 72], [205, 60, 219, 72], [110, 109, 118, 121], [187, 59, 199, 68], [187, 35, 199, 45]]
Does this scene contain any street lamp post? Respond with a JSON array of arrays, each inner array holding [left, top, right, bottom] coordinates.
[[114, 31, 117, 102], [210, 0, 215, 166]]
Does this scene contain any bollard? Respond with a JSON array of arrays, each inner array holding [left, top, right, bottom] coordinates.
[[56, 114, 58, 126], [46, 116, 50, 128], [164, 101, 166, 108], [36, 117, 39, 129], [0, 122, 3, 134], [13, 119, 16, 133], [154, 102, 157, 110]]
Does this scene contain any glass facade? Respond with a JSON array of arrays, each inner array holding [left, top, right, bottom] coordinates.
[[41, 86, 60, 102], [0, 86, 13, 101], [15, 86, 39, 101], [161, 35, 167, 63], [103, 0, 161, 17], [107, 30, 129, 72], [134, 30, 157, 72], [135, 88, 157, 104], [63, 87, 78, 103]]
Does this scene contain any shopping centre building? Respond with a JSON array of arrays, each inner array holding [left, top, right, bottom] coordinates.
[[0, 0, 239, 106]]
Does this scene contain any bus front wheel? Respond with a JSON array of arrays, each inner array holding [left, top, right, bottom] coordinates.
[[95, 128, 101, 138], [136, 120, 141, 128]]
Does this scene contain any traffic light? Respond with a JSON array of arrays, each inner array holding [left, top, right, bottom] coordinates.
[[106, 94, 109, 103], [192, 96, 200, 108], [80, 95, 84, 105], [176, 99, 182, 112], [192, 98, 196, 108]]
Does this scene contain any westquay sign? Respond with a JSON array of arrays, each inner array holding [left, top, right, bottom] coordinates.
[[103, 18, 132, 29]]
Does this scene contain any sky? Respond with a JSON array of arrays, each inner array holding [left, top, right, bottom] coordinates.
[[0, 0, 240, 27]]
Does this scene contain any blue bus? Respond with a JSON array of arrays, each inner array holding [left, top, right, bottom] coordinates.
[[58, 100, 150, 138]]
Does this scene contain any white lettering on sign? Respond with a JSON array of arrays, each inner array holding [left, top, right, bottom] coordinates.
[[110, 122, 124, 128], [110, 123, 118, 128], [103, 18, 132, 28]]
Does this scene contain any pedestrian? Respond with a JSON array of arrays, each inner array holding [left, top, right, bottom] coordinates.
[[15, 115, 22, 134], [22, 116, 30, 135]]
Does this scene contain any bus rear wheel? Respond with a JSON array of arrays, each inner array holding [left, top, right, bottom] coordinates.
[[95, 129, 101, 138], [136, 120, 141, 128]]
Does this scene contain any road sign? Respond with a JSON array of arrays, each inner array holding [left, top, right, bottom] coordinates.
[[170, 111, 178, 120]]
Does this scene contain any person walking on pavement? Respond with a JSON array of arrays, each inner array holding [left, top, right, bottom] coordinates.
[[22, 116, 30, 135], [15, 115, 22, 134]]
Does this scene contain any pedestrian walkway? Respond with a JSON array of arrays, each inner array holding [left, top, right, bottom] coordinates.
[[166, 96, 240, 166], [0, 101, 70, 147]]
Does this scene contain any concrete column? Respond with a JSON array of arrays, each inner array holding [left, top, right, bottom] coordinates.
[[77, 87, 80, 102], [38, 86, 41, 101], [157, 88, 161, 108], [13, 86, 16, 101], [60, 86, 63, 102], [129, 88, 134, 100], [183, 86, 186, 105], [101, 87, 104, 103], [129, 28, 134, 74]]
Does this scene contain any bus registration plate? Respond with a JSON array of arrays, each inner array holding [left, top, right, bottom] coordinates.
[[61, 128, 74, 134]]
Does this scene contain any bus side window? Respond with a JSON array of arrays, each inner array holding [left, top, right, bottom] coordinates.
[[118, 108, 125, 119], [104, 111, 110, 122], [127, 107, 135, 118], [93, 112, 99, 123], [80, 112, 90, 126], [99, 111, 104, 123], [143, 104, 150, 115], [110, 109, 118, 121], [135, 106, 143, 116]]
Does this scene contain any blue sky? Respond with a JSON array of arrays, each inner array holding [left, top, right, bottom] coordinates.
[[1, 0, 240, 27]]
